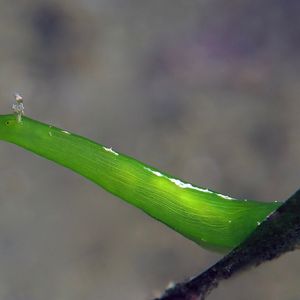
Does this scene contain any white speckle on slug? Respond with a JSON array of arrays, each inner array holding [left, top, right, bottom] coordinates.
[[217, 193, 234, 200], [61, 130, 71, 135], [144, 167, 164, 177], [145, 166, 237, 202], [103, 146, 119, 156], [169, 178, 214, 194], [48, 126, 53, 136], [145, 167, 223, 195]]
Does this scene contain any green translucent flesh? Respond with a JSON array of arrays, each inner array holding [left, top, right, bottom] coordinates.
[[0, 115, 282, 251]]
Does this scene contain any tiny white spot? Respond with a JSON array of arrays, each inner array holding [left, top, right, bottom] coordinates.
[[103, 146, 119, 156], [48, 132, 52, 137], [144, 167, 163, 177], [61, 130, 71, 135], [257, 221, 261, 226], [217, 193, 234, 200], [166, 281, 175, 289], [228, 220, 232, 223], [274, 200, 278, 203], [169, 178, 213, 194], [15, 93, 23, 102], [244, 199, 248, 202]]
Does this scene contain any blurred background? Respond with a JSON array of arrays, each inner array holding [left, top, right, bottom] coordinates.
[[0, 1, 299, 299]]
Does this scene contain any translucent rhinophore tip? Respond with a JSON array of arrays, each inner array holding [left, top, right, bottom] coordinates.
[[12, 93, 25, 122]]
